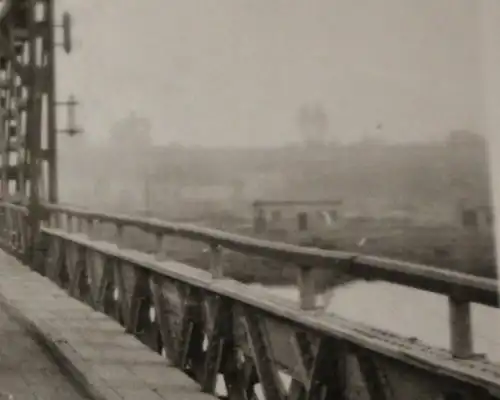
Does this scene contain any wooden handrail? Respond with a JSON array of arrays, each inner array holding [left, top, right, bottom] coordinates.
[[1, 201, 496, 357], [35, 227, 500, 387], [39, 203, 499, 308]]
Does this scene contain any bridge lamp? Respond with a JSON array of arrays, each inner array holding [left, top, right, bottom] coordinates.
[[54, 11, 72, 54]]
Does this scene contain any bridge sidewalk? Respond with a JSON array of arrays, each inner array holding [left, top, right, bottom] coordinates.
[[0, 251, 216, 400], [0, 298, 88, 399]]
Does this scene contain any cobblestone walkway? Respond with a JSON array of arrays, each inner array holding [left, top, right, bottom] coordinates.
[[0, 307, 88, 400]]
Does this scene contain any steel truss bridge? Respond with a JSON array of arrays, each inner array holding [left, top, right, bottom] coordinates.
[[0, 1, 498, 399]]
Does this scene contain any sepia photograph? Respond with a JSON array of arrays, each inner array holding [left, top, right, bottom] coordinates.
[[0, 0, 498, 399]]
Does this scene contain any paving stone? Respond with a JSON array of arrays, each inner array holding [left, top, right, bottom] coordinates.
[[0, 251, 217, 400], [0, 308, 87, 399], [91, 365, 149, 389], [131, 364, 200, 389], [112, 387, 163, 400]]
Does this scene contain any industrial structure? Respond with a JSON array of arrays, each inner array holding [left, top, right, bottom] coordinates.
[[253, 199, 343, 234]]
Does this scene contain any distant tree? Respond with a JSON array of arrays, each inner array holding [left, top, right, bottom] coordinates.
[[356, 123, 386, 147], [297, 103, 329, 147], [109, 111, 152, 149]]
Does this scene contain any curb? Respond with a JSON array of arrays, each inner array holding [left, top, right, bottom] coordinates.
[[0, 292, 122, 400]]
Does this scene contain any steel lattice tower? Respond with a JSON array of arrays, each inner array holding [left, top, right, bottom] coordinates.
[[0, 0, 74, 259], [0, 0, 75, 204]]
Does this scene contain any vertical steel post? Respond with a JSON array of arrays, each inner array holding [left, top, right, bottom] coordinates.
[[26, 0, 43, 263], [46, 0, 58, 204]]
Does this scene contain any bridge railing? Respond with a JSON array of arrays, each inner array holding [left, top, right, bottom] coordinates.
[[0, 201, 29, 259], [38, 203, 498, 358], [0, 201, 499, 399]]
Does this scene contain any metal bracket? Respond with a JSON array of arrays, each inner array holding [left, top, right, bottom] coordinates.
[[55, 94, 82, 136]]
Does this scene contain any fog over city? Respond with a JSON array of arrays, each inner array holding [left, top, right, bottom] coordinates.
[[3, 1, 500, 397], [50, 0, 499, 275], [58, 0, 482, 147], [3, 0, 500, 398], [55, 1, 497, 252]]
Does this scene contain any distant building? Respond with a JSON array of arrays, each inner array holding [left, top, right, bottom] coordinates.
[[298, 104, 329, 147], [253, 200, 343, 234], [447, 130, 486, 146], [110, 112, 152, 151], [447, 130, 491, 221], [457, 199, 493, 233]]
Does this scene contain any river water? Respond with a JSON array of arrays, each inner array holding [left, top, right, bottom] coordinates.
[[215, 280, 500, 397], [260, 281, 500, 361]]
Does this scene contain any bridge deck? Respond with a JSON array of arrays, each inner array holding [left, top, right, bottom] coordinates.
[[0, 250, 215, 400], [0, 296, 87, 399]]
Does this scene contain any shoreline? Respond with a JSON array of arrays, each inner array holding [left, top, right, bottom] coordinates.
[[96, 224, 497, 288]]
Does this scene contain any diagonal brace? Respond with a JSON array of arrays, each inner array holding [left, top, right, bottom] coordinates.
[[0, 32, 30, 83]]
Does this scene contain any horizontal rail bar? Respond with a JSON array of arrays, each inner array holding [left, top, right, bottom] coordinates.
[[0, 202, 28, 215], [40, 203, 500, 308], [38, 227, 500, 394]]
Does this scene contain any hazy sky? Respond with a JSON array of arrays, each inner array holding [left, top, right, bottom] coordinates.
[[57, 0, 481, 147]]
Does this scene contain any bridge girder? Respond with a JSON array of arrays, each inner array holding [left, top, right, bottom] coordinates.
[[0, 0, 60, 263]]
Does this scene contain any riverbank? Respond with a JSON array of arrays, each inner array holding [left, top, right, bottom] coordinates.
[[105, 226, 356, 289], [95, 222, 497, 289]]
